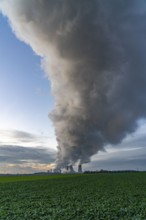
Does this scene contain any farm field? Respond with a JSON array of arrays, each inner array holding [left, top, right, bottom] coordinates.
[[0, 173, 146, 219]]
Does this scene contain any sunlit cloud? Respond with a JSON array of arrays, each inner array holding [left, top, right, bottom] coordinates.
[[0, 144, 56, 174], [0, 129, 55, 149], [0, 163, 55, 174]]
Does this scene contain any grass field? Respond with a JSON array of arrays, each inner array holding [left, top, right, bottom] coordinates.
[[0, 173, 146, 219]]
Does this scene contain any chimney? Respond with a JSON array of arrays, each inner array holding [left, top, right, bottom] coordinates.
[[69, 165, 74, 173], [78, 164, 82, 173], [66, 166, 69, 172]]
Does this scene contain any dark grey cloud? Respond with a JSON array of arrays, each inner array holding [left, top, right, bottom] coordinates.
[[1, 1, 146, 169], [0, 145, 56, 165], [86, 131, 146, 171], [85, 144, 146, 171]]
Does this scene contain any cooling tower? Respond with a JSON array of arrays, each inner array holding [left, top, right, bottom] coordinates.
[[78, 164, 82, 173]]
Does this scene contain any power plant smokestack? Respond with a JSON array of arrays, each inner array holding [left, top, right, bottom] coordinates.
[[66, 166, 69, 172], [69, 165, 75, 173], [66, 165, 74, 173], [1, 1, 146, 168], [78, 164, 82, 173]]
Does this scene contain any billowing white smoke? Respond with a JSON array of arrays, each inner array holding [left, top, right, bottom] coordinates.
[[1, 0, 146, 168]]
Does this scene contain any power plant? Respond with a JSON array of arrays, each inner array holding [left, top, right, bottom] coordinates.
[[64, 165, 82, 174], [66, 165, 75, 173], [69, 165, 75, 173], [78, 164, 82, 173]]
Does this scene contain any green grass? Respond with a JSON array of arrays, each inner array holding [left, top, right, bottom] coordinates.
[[0, 174, 82, 183], [0, 173, 146, 219]]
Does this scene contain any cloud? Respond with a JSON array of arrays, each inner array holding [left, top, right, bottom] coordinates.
[[0, 144, 56, 164], [85, 127, 146, 171], [1, 1, 146, 170], [1, 0, 146, 169], [0, 129, 56, 173], [11, 130, 36, 142], [0, 129, 54, 148], [0, 144, 56, 173], [1, 125, 146, 173], [87, 154, 146, 171], [0, 163, 55, 174]]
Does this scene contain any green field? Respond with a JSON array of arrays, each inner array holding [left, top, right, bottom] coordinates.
[[0, 173, 146, 220]]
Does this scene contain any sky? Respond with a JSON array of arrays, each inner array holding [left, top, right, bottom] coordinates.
[[0, 3, 146, 173], [0, 13, 57, 173]]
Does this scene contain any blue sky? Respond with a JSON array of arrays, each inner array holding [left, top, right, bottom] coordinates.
[[0, 13, 57, 173], [0, 11, 146, 173], [0, 13, 54, 133]]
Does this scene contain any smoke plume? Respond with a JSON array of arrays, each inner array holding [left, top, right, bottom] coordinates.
[[1, 0, 146, 168]]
